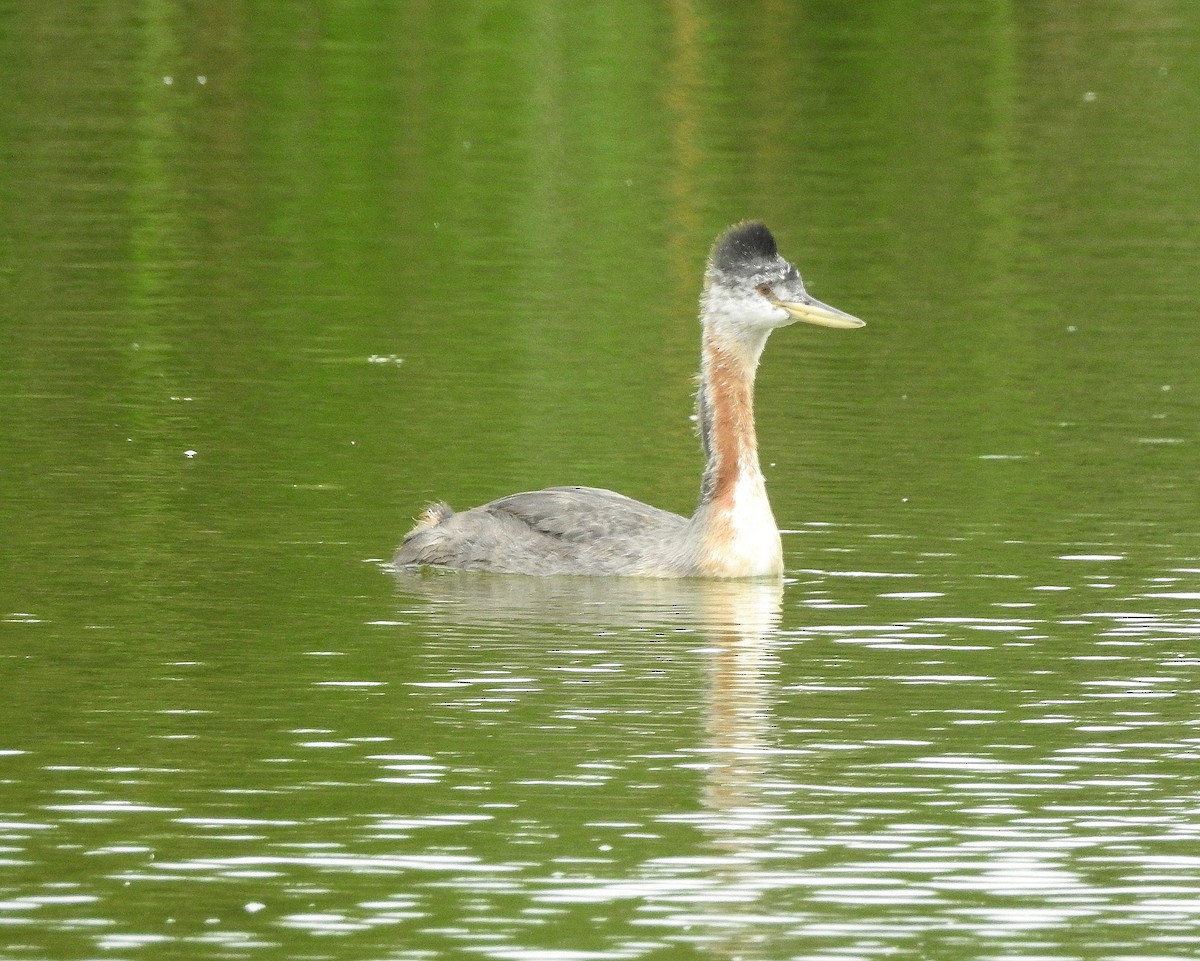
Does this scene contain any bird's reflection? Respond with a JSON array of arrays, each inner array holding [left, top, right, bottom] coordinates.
[[393, 567, 781, 798], [391, 570, 788, 959], [392, 568, 780, 634]]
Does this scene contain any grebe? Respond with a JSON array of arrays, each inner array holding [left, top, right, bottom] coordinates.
[[394, 221, 864, 578]]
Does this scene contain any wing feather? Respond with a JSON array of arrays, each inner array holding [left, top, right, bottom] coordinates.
[[486, 487, 686, 543]]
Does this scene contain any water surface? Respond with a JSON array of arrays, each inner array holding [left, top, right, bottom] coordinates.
[[2, 2, 1200, 959]]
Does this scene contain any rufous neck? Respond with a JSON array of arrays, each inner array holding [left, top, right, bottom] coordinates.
[[696, 328, 766, 508]]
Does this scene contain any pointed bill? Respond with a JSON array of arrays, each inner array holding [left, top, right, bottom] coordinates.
[[772, 297, 865, 329]]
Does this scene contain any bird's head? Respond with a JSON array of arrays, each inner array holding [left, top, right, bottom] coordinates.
[[703, 221, 864, 335]]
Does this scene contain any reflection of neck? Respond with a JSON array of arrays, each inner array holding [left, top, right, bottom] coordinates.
[[701, 579, 782, 817], [691, 324, 782, 578]]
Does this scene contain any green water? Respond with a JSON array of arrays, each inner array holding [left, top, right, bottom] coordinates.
[[3, 2, 1200, 959]]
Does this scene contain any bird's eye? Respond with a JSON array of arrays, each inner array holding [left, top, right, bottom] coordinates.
[[756, 283, 774, 298]]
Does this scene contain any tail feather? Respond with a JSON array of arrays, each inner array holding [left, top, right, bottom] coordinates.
[[408, 501, 454, 537], [394, 501, 455, 568]]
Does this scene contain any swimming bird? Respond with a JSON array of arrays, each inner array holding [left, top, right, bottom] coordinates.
[[394, 221, 864, 578]]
